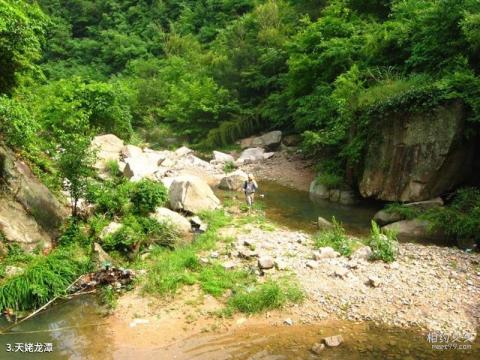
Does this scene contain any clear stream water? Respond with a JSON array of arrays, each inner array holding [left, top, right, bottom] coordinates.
[[0, 182, 477, 359]]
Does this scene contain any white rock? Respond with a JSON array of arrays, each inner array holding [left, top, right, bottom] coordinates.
[[175, 146, 193, 157], [150, 207, 192, 236], [238, 147, 265, 162], [258, 255, 274, 269], [213, 151, 235, 163], [120, 144, 143, 159], [351, 246, 373, 261], [123, 155, 159, 180], [91, 134, 124, 173], [324, 335, 344, 347], [168, 176, 221, 214], [313, 247, 340, 260], [263, 152, 275, 160], [306, 260, 318, 269]]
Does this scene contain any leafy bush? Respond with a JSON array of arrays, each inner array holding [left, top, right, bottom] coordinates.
[[86, 180, 133, 216], [365, 221, 398, 263], [105, 160, 121, 177], [424, 187, 480, 242], [314, 218, 353, 256], [102, 225, 137, 253], [130, 179, 168, 215]]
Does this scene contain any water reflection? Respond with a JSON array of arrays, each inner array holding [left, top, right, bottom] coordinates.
[[0, 296, 112, 359]]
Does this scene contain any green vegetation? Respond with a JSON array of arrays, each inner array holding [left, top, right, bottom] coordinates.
[[314, 217, 354, 256], [385, 203, 421, 220], [223, 161, 237, 174], [365, 221, 398, 263], [425, 188, 480, 244], [129, 179, 168, 215], [228, 280, 304, 314], [0, 245, 90, 311]]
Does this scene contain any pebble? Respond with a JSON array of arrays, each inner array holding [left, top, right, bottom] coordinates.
[[324, 335, 344, 347], [283, 318, 293, 326], [258, 256, 274, 270], [306, 260, 318, 269], [311, 343, 325, 354]]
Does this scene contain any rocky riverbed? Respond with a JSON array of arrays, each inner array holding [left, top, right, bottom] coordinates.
[[213, 224, 480, 337]]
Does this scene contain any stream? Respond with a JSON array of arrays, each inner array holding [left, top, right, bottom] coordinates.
[[0, 182, 478, 359], [0, 295, 478, 359], [257, 180, 381, 236]]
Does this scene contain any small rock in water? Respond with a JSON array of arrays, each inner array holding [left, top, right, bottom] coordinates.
[[311, 343, 325, 354], [258, 256, 274, 270], [283, 318, 294, 326], [323, 335, 344, 347]]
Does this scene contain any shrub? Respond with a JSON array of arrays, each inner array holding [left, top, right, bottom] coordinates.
[[314, 218, 353, 256], [103, 226, 138, 253], [130, 179, 168, 215], [365, 221, 398, 263], [134, 216, 179, 249], [58, 218, 90, 247], [86, 180, 133, 216], [424, 187, 480, 242]]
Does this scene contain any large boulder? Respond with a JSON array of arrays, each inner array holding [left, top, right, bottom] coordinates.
[[0, 145, 67, 250], [258, 130, 282, 150], [282, 134, 302, 147], [219, 170, 248, 191], [120, 144, 143, 160], [91, 134, 124, 173], [168, 176, 221, 214], [238, 148, 265, 162], [383, 219, 445, 243], [0, 198, 53, 252], [123, 156, 159, 181], [151, 207, 192, 236], [359, 101, 475, 202]]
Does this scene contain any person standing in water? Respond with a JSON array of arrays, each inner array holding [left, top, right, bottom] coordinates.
[[243, 174, 258, 209]]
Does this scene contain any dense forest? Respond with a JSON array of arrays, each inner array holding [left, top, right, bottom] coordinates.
[[3, 0, 480, 158]]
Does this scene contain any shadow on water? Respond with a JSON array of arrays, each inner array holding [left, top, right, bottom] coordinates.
[[257, 180, 382, 236]]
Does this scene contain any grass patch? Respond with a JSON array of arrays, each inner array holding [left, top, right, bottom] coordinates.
[[365, 221, 398, 263], [314, 218, 354, 256], [0, 245, 90, 311], [228, 280, 304, 314], [385, 203, 420, 220]]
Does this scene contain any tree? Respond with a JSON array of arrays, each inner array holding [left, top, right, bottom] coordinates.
[[0, 0, 46, 94], [56, 112, 95, 218]]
